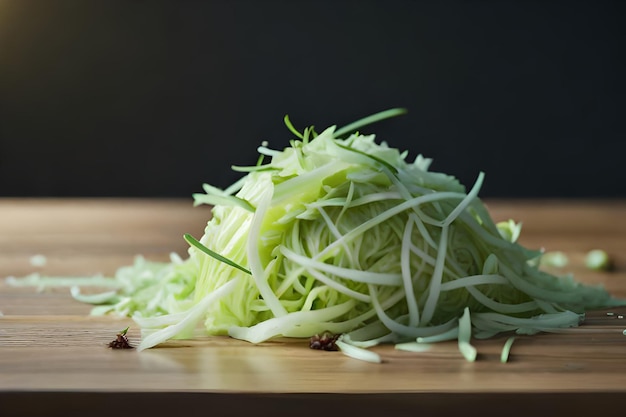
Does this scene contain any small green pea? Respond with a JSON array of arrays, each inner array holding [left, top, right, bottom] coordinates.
[[585, 249, 612, 271]]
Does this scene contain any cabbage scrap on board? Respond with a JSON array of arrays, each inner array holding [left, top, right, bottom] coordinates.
[[10, 109, 625, 362]]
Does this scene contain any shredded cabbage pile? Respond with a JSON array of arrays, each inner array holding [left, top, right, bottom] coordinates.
[[9, 109, 625, 362]]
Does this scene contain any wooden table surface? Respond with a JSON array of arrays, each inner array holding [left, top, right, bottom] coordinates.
[[1, 198, 625, 417]]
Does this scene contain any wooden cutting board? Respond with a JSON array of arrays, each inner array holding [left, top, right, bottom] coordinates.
[[1, 198, 625, 417]]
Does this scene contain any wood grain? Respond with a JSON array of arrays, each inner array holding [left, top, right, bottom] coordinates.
[[1, 198, 626, 417]]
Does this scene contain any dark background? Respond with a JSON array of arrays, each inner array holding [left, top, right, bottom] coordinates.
[[0, 0, 624, 199]]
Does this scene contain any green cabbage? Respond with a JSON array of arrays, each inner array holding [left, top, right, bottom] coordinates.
[[135, 108, 625, 360], [10, 109, 625, 362]]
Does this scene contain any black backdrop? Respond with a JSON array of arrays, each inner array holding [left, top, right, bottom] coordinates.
[[1, 0, 624, 198]]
